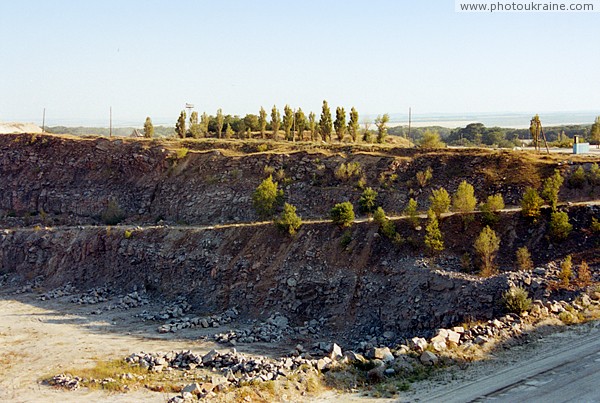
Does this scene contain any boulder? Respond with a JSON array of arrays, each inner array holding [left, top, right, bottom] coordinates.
[[420, 351, 438, 366], [410, 337, 428, 352], [330, 343, 343, 360]]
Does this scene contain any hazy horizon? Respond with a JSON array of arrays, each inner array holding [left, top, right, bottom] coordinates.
[[2, 1, 599, 124]]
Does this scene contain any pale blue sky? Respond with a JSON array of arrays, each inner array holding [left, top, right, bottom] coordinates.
[[1, 0, 599, 126]]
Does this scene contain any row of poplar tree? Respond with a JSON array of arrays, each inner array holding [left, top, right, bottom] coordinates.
[[143, 101, 391, 143]]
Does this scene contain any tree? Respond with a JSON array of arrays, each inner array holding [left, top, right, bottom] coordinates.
[[319, 100, 332, 142], [403, 198, 419, 228], [521, 187, 543, 219], [275, 203, 302, 236], [362, 119, 372, 143], [334, 107, 347, 142], [480, 194, 505, 225], [429, 187, 451, 218], [559, 255, 573, 288], [424, 209, 444, 254], [216, 108, 224, 139], [549, 211, 572, 240], [591, 116, 600, 148], [374, 113, 389, 144], [358, 187, 378, 215], [452, 180, 477, 226], [283, 105, 294, 141], [143, 117, 154, 138], [568, 166, 586, 189], [295, 108, 306, 141], [258, 107, 268, 139], [253, 176, 283, 219], [189, 111, 201, 138], [330, 201, 355, 227], [308, 112, 317, 141], [373, 207, 402, 243], [348, 107, 359, 142], [270, 105, 281, 140], [243, 114, 260, 132], [516, 246, 533, 271], [474, 225, 500, 276], [541, 170, 564, 211], [175, 110, 186, 139], [199, 112, 209, 137], [225, 123, 234, 139], [578, 260, 591, 286], [420, 130, 446, 149]]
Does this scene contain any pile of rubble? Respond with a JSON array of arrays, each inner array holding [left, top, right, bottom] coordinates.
[[69, 286, 111, 305], [213, 312, 289, 344], [38, 283, 78, 301], [47, 374, 82, 390], [157, 307, 239, 334], [138, 297, 192, 323]]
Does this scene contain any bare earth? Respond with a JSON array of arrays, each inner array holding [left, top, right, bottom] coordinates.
[[0, 293, 219, 403], [3, 291, 600, 403]]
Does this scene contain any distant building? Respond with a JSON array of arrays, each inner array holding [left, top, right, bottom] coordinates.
[[130, 129, 145, 138]]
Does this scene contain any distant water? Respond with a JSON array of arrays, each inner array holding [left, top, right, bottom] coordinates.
[[383, 111, 599, 129], [8, 111, 600, 129]]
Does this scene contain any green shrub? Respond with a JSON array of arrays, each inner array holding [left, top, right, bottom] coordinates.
[[502, 286, 532, 314], [330, 202, 355, 227], [415, 167, 432, 188], [124, 229, 133, 239], [541, 170, 564, 211], [559, 255, 573, 288], [101, 200, 124, 225], [340, 230, 353, 248], [429, 187, 450, 218], [253, 175, 284, 219], [373, 207, 398, 241], [474, 225, 500, 277], [568, 166, 586, 189], [578, 260, 591, 287], [549, 211, 572, 240], [521, 187, 543, 219], [516, 246, 533, 271], [592, 217, 600, 233], [175, 147, 189, 159], [274, 203, 302, 236], [404, 198, 419, 228], [358, 187, 378, 214], [589, 163, 600, 186], [480, 193, 505, 225], [424, 209, 444, 253], [335, 162, 362, 181], [452, 181, 477, 227]]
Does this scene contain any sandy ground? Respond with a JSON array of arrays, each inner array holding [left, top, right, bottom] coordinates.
[[3, 289, 600, 403], [0, 292, 222, 403]]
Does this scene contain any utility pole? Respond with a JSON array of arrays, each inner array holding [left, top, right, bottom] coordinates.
[[109, 107, 112, 138], [42, 108, 46, 133]]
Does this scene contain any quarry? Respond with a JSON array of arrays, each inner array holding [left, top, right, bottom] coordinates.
[[1, 132, 599, 402]]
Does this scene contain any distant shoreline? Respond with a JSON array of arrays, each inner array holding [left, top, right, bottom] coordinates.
[[4, 111, 598, 130]]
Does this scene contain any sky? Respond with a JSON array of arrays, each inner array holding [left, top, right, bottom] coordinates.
[[1, 0, 599, 126]]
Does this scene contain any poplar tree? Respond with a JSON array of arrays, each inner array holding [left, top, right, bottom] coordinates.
[[175, 110, 186, 139], [295, 108, 306, 141], [259, 107, 267, 139], [334, 107, 347, 141], [271, 105, 281, 139], [216, 108, 224, 138], [319, 100, 332, 142], [308, 112, 317, 141], [283, 105, 294, 141], [375, 113, 389, 143], [348, 107, 359, 142], [143, 116, 154, 138]]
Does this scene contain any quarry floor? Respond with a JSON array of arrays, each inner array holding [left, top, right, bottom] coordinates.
[[2, 290, 600, 403]]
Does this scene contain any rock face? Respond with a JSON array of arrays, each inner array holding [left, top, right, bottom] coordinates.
[[0, 133, 598, 340]]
